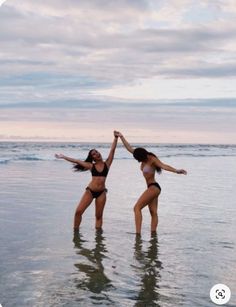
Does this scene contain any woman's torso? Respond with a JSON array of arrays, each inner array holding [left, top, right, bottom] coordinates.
[[141, 158, 157, 185], [88, 162, 109, 191]]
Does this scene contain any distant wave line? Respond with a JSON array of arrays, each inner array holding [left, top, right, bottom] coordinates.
[[1, 154, 236, 164]]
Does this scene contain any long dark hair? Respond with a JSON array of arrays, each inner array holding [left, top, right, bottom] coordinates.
[[73, 149, 94, 172], [133, 147, 162, 174]]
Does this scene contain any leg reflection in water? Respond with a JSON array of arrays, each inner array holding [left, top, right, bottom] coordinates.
[[133, 233, 163, 307], [73, 230, 114, 299]]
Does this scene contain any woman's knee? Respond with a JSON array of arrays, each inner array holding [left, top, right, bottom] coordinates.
[[133, 204, 141, 213], [149, 209, 157, 217], [75, 209, 83, 218]]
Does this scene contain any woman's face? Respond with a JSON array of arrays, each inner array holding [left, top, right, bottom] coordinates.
[[91, 149, 102, 161]]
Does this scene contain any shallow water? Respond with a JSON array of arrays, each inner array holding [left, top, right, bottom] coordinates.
[[0, 143, 236, 306]]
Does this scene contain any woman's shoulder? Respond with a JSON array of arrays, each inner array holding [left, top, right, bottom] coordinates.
[[149, 155, 158, 163]]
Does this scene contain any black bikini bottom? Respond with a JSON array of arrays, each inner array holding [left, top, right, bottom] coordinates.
[[148, 182, 161, 191], [86, 187, 108, 199]]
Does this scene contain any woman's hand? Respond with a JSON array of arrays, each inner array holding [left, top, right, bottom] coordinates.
[[176, 169, 187, 175], [114, 131, 119, 138], [114, 130, 123, 138], [55, 153, 65, 159]]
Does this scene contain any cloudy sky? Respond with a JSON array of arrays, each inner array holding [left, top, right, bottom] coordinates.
[[0, 0, 236, 143]]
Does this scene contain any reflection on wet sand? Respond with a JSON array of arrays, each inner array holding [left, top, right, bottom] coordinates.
[[133, 233, 163, 307], [73, 230, 114, 303]]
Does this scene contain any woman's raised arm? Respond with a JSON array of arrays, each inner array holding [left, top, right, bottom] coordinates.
[[115, 131, 134, 154], [55, 154, 93, 170], [105, 132, 118, 168]]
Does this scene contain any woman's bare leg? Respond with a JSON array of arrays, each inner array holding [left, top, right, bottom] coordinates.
[[74, 190, 93, 230], [134, 188, 159, 235], [95, 192, 106, 229], [148, 196, 159, 233]]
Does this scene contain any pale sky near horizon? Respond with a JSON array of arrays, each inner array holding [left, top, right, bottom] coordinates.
[[0, 0, 236, 143]]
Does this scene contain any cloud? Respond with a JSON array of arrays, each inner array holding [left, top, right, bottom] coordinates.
[[0, 0, 236, 143], [0, 97, 235, 143], [159, 63, 236, 78], [1, 97, 236, 109], [0, 0, 236, 144]]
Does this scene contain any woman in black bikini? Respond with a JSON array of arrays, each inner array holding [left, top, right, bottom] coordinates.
[[115, 131, 187, 235], [55, 132, 118, 230]]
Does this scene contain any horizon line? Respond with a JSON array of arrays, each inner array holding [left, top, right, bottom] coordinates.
[[0, 139, 235, 146]]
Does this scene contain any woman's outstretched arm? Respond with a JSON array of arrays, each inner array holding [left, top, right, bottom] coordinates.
[[55, 154, 93, 170], [115, 131, 134, 154], [105, 132, 118, 168], [153, 157, 187, 174]]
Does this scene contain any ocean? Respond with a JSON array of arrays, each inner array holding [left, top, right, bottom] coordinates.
[[0, 142, 236, 306]]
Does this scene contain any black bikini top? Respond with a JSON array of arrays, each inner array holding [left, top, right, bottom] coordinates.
[[91, 162, 109, 177]]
